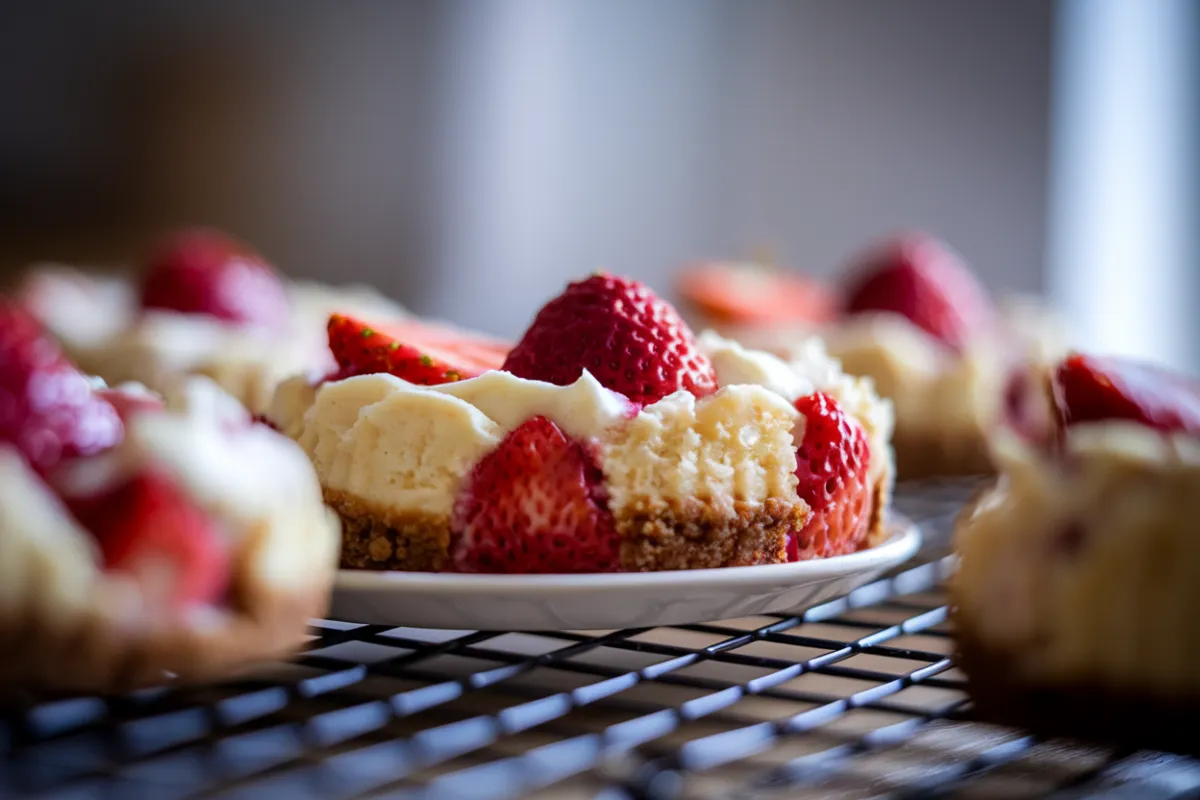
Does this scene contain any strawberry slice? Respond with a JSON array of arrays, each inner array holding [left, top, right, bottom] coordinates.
[[1052, 353, 1200, 435], [327, 314, 508, 385], [788, 392, 873, 560], [675, 261, 838, 326], [66, 469, 230, 608], [450, 416, 620, 574], [841, 232, 994, 353], [502, 272, 718, 406]]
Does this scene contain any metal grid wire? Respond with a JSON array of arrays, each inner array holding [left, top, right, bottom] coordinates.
[[3, 478, 1200, 800]]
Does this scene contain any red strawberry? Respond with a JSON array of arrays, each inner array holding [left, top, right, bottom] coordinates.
[[0, 300, 124, 473], [1052, 353, 1200, 436], [450, 416, 620, 574], [788, 392, 873, 560], [502, 273, 718, 406], [66, 469, 230, 608], [327, 314, 506, 385], [140, 227, 290, 328], [841, 233, 994, 353], [675, 261, 838, 326]]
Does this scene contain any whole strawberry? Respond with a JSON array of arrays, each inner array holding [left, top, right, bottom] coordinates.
[[841, 233, 994, 353], [450, 416, 621, 574], [140, 227, 290, 328], [327, 314, 507, 385], [0, 300, 123, 473], [788, 392, 873, 560], [502, 273, 718, 405], [1052, 352, 1200, 436]]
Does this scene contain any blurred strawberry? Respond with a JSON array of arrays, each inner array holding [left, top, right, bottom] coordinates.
[[502, 272, 717, 405], [675, 261, 837, 326], [327, 314, 506, 384], [788, 392, 873, 560], [1052, 353, 1200, 435], [450, 416, 620, 574], [0, 300, 123, 473], [841, 233, 994, 352], [140, 227, 290, 328], [95, 387, 165, 423], [66, 468, 230, 608]]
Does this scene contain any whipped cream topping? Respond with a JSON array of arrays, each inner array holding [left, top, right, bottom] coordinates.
[[275, 330, 895, 524]]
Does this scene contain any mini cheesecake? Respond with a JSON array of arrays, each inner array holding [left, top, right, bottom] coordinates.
[[0, 298, 340, 692], [951, 353, 1200, 754], [268, 273, 897, 574]]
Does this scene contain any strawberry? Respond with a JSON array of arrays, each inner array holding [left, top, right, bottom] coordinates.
[[0, 300, 124, 473], [327, 314, 507, 385], [788, 392, 873, 560], [450, 416, 620, 574], [1052, 353, 1200, 436], [841, 233, 994, 353], [140, 227, 290, 328], [675, 261, 838, 326], [66, 469, 230, 608], [501, 272, 718, 406]]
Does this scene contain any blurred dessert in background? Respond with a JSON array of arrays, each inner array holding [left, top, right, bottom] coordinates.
[[266, 272, 896, 574], [675, 232, 1071, 480], [0, 299, 339, 693], [16, 227, 410, 414], [952, 351, 1200, 754]]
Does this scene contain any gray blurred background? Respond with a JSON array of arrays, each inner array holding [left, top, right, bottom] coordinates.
[[0, 0, 1195, 369]]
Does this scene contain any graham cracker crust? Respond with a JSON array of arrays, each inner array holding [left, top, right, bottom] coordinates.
[[892, 427, 994, 481], [325, 489, 452, 572], [616, 497, 802, 571], [956, 632, 1200, 756]]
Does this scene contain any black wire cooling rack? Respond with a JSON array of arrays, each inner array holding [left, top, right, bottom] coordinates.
[[4, 477, 1200, 800]]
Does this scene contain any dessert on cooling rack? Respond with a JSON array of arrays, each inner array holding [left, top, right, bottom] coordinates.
[[675, 232, 1069, 480], [952, 351, 1200, 754], [266, 271, 896, 574], [17, 227, 409, 415], [0, 300, 340, 692]]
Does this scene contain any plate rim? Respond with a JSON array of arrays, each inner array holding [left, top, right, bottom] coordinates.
[[334, 513, 922, 595]]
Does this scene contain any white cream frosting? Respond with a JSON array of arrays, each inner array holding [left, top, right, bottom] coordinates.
[[954, 422, 1200, 693], [273, 330, 895, 524]]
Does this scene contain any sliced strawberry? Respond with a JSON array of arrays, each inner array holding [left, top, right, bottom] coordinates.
[[501, 272, 718, 406], [675, 261, 838, 326], [327, 314, 506, 385], [789, 392, 873, 560], [841, 233, 994, 352], [140, 227, 290, 328], [1052, 353, 1200, 436], [450, 416, 620, 574], [0, 300, 124, 473], [66, 469, 230, 608]]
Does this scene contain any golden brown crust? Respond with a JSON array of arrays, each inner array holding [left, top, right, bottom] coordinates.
[[615, 497, 801, 571], [326, 489, 451, 572], [0, 522, 335, 695], [955, 629, 1200, 756]]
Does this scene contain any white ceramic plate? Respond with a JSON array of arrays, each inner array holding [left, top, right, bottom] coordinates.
[[330, 517, 922, 631]]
